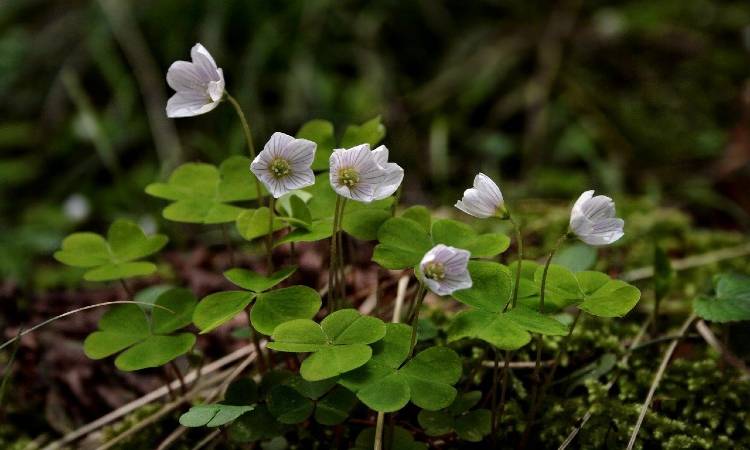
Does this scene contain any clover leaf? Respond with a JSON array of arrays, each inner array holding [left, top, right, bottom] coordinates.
[[693, 273, 750, 322], [352, 426, 427, 450], [372, 217, 510, 270], [83, 288, 196, 371], [339, 323, 462, 412], [54, 219, 167, 282], [447, 261, 568, 350], [417, 391, 492, 442], [228, 405, 285, 443], [146, 156, 265, 224], [180, 404, 255, 427], [431, 219, 510, 258], [236, 207, 287, 241], [528, 264, 641, 317], [267, 375, 358, 425], [193, 267, 320, 336], [268, 309, 386, 381]]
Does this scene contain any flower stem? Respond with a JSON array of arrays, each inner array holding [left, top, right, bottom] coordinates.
[[520, 234, 566, 450], [245, 309, 267, 374], [509, 216, 524, 310], [526, 309, 582, 438], [119, 279, 134, 299], [373, 407, 386, 450], [221, 223, 236, 267], [407, 284, 427, 360], [328, 196, 344, 312], [266, 197, 275, 273], [225, 93, 263, 206], [337, 199, 348, 308]]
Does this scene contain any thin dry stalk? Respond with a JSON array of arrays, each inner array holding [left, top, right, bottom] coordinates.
[[625, 314, 696, 450]]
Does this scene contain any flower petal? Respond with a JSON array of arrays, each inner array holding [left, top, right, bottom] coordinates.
[[190, 43, 221, 82], [166, 92, 218, 118], [166, 61, 207, 92]]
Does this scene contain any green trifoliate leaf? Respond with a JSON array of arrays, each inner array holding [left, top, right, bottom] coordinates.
[[551, 243, 597, 272], [195, 264, 298, 334], [228, 405, 284, 443], [575, 270, 641, 317], [372, 217, 433, 269], [527, 264, 642, 317], [448, 261, 567, 347], [236, 207, 286, 241], [340, 323, 462, 412], [447, 309, 530, 350], [418, 391, 491, 442], [693, 273, 750, 322], [267, 385, 314, 424], [401, 205, 431, 233], [314, 385, 358, 425], [54, 219, 167, 282], [452, 261, 512, 313], [266, 375, 357, 425], [275, 191, 313, 218], [114, 334, 196, 371], [297, 119, 335, 171], [454, 410, 492, 442], [274, 217, 333, 247], [152, 287, 199, 334], [84, 288, 197, 371], [353, 426, 427, 450], [146, 156, 266, 224], [340, 116, 386, 148], [251, 286, 322, 336], [268, 309, 386, 381], [179, 404, 255, 427], [431, 219, 510, 258], [283, 194, 313, 229], [193, 291, 256, 334], [83, 303, 150, 359], [533, 264, 582, 310], [224, 266, 297, 293], [342, 209, 391, 241]]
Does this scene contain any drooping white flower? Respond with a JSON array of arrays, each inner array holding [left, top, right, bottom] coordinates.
[[455, 173, 507, 219], [250, 132, 317, 198], [329, 144, 403, 203], [371, 145, 404, 200], [569, 190, 624, 246], [166, 43, 225, 118], [419, 244, 472, 296]]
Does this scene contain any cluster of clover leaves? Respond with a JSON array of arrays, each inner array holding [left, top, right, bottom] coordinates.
[[50, 116, 665, 447]]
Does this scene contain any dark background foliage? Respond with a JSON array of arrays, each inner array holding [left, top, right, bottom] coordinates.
[[2, 0, 750, 282]]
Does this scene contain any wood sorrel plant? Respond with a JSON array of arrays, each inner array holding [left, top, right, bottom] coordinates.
[[43, 43, 643, 448]]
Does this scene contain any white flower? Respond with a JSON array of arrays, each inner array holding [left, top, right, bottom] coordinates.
[[419, 244, 472, 296], [455, 173, 507, 219], [329, 144, 403, 203], [166, 43, 225, 118], [250, 132, 317, 198], [569, 190, 624, 246], [371, 145, 404, 200]]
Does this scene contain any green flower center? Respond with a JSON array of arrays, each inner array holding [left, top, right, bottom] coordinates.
[[338, 168, 360, 187], [424, 262, 446, 281], [270, 158, 291, 178]]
